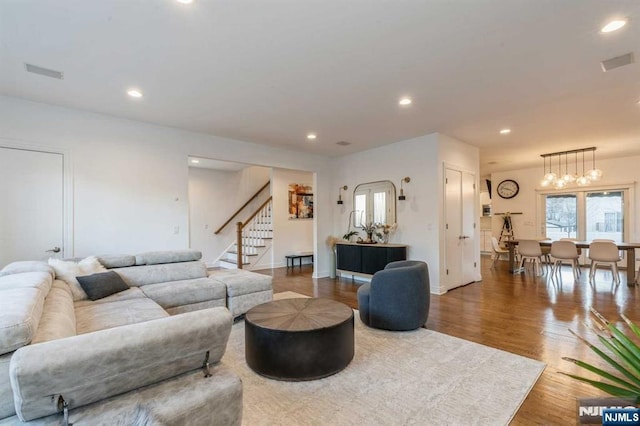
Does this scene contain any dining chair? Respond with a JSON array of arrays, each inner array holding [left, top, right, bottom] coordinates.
[[490, 237, 509, 268], [517, 240, 546, 275], [550, 240, 581, 281], [588, 241, 621, 285]]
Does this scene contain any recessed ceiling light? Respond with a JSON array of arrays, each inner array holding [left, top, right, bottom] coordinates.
[[499, 128, 511, 135], [127, 89, 143, 98], [307, 133, 317, 140], [176, 0, 193, 4], [191, 159, 200, 164], [601, 18, 628, 33], [398, 97, 412, 106]]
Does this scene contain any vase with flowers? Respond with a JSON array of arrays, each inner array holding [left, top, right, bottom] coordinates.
[[375, 223, 397, 244], [360, 222, 378, 243]]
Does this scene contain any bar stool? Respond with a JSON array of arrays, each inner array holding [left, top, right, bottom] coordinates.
[[550, 240, 581, 281], [588, 241, 621, 285], [517, 240, 546, 275]]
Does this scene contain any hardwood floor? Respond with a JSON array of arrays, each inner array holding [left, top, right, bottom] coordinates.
[[257, 257, 640, 425]]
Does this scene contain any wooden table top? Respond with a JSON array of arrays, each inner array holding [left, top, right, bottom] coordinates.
[[245, 298, 353, 332], [505, 239, 640, 249]]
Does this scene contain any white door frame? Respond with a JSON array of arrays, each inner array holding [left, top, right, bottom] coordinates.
[[0, 137, 74, 258]]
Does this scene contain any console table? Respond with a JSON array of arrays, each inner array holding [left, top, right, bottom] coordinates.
[[336, 242, 407, 277]]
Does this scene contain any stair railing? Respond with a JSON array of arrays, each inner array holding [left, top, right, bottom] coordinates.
[[236, 196, 272, 269], [215, 181, 270, 235]]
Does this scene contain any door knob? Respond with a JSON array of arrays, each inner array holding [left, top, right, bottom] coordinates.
[[458, 235, 469, 240], [46, 247, 61, 253]]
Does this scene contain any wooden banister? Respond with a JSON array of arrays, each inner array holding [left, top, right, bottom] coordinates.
[[242, 196, 272, 228], [215, 181, 270, 234], [236, 196, 272, 270]]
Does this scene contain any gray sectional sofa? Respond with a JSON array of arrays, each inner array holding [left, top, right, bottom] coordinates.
[[0, 250, 273, 424]]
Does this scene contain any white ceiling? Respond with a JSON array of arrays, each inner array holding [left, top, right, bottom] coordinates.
[[1, 1, 639, 175]]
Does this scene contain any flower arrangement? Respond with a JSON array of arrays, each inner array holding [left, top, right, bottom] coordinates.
[[375, 223, 397, 243]]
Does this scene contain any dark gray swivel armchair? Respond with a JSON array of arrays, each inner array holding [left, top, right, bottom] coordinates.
[[357, 260, 430, 331]]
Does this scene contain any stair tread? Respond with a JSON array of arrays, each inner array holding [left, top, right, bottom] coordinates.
[[220, 259, 250, 266], [227, 251, 258, 256]]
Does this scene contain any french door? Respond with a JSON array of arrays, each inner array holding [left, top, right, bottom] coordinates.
[[542, 189, 628, 242]]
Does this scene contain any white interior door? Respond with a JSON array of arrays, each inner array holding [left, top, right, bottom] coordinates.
[[444, 167, 477, 290], [461, 171, 476, 284], [445, 169, 463, 287], [0, 147, 64, 267]]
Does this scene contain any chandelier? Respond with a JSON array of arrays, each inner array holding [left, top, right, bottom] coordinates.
[[540, 147, 602, 189]]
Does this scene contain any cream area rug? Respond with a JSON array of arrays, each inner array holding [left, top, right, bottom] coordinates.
[[223, 292, 545, 425]]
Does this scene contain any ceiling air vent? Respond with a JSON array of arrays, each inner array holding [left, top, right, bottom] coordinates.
[[336, 141, 351, 146], [600, 53, 634, 72], [24, 63, 64, 80]]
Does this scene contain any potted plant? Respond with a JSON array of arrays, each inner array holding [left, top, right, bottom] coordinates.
[[561, 308, 640, 403]]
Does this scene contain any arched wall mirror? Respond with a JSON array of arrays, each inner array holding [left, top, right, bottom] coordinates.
[[352, 180, 396, 227]]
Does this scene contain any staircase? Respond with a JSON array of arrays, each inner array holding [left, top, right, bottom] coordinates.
[[219, 198, 273, 270]]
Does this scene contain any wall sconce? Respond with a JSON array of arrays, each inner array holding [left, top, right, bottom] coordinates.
[[398, 177, 410, 200], [337, 185, 348, 205]]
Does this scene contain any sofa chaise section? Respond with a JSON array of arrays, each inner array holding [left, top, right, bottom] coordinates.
[[7, 308, 241, 425]]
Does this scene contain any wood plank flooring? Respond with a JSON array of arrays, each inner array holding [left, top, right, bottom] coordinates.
[[257, 256, 640, 424]]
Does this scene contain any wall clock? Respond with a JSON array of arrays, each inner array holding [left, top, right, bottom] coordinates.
[[497, 179, 519, 199]]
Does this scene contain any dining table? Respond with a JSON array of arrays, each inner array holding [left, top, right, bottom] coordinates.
[[504, 239, 640, 286]]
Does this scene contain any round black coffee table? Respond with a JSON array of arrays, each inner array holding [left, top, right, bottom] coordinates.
[[245, 298, 354, 381]]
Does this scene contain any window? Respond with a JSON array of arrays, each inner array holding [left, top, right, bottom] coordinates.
[[541, 188, 629, 242], [545, 194, 577, 240], [585, 191, 623, 242]]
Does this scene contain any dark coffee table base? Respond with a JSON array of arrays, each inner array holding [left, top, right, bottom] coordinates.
[[245, 299, 354, 381]]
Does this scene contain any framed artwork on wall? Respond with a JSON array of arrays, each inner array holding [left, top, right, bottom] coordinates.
[[288, 183, 313, 219]]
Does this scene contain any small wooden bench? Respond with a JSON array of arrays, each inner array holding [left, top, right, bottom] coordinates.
[[285, 252, 314, 269]]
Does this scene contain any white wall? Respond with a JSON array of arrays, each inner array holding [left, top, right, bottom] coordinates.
[[0, 95, 330, 257], [268, 168, 314, 268], [329, 132, 479, 293], [491, 155, 640, 242], [188, 165, 270, 265]]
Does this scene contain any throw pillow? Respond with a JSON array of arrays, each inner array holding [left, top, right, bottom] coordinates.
[[76, 271, 129, 301], [48, 256, 108, 301]]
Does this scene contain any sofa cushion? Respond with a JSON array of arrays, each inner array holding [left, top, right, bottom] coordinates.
[[73, 287, 146, 308], [48, 256, 108, 301], [140, 277, 226, 309], [209, 269, 273, 296], [31, 281, 76, 345], [75, 298, 169, 335], [114, 261, 207, 287], [10, 307, 233, 422], [0, 261, 54, 279], [135, 250, 202, 266], [0, 288, 45, 355], [5, 364, 243, 425], [77, 271, 130, 301], [0, 353, 14, 419], [0, 271, 53, 294], [96, 254, 136, 269]]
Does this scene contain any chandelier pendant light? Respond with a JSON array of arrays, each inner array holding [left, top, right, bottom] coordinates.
[[587, 149, 603, 181], [540, 147, 600, 189], [576, 149, 591, 187]]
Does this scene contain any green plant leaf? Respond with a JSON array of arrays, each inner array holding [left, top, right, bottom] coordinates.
[[599, 336, 640, 379], [621, 314, 640, 339], [580, 342, 640, 389], [608, 323, 640, 361], [562, 358, 640, 393], [559, 372, 640, 400]]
